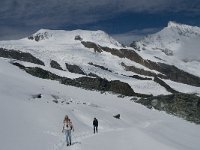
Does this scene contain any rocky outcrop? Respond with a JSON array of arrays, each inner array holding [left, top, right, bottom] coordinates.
[[81, 41, 103, 53], [109, 80, 135, 96], [121, 62, 164, 78], [87, 73, 101, 78], [130, 41, 140, 50], [124, 60, 200, 87], [155, 63, 200, 87], [74, 35, 83, 41], [81, 41, 200, 87], [136, 93, 200, 124], [154, 76, 179, 94], [89, 62, 112, 72], [70, 77, 135, 96], [128, 75, 152, 80], [28, 32, 50, 42], [0, 48, 45, 65], [50, 60, 63, 70], [65, 63, 85, 75], [12, 62, 139, 97]]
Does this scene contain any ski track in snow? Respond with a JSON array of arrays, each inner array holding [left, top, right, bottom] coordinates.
[[53, 128, 122, 150]]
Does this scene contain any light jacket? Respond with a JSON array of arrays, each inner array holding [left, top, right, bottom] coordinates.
[[63, 121, 73, 131]]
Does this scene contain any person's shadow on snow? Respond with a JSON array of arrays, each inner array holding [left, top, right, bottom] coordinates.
[[71, 141, 81, 145]]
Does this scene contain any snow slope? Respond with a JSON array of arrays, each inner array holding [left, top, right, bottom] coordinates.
[[0, 29, 172, 96], [1, 57, 200, 150]]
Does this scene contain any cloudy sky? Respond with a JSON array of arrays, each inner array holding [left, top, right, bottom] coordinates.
[[0, 0, 200, 44]]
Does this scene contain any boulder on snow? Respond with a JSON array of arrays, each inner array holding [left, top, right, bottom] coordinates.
[[52, 100, 59, 104], [74, 35, 83, 41], [113, 114, 120, 119], [32, 94, 42, 99]]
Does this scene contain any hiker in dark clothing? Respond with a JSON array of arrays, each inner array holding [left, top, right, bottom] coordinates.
[[93, 118, 98, 134]]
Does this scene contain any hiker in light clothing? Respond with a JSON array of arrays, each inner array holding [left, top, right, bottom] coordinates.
[[62, 115, 74, 146]]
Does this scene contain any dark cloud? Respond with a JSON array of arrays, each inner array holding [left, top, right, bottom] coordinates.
[[0, 0, 200, 40], [1, 0, 200, 25]]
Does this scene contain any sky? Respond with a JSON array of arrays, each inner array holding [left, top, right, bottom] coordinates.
[[0, 0, 200, 45]]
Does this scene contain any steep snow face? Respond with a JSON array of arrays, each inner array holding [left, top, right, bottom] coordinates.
[[136, 21, 200, 61], [134, 21, 200, 77], [25, 29, 122, 48]]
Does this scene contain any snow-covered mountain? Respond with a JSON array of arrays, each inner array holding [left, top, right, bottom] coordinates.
[[132, 21, 200, 77], [0, 29, 170, 96], [0, 24, 200, 149], [26, 29, 122, 48]]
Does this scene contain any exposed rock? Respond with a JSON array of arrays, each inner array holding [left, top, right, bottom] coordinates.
[[50, 60, 63, 70], [74, 77, 110, 91], [25, 67, 61, 80], [28, 32, 50, 42], [113, 114, 120, 119], [12, 63, 142, 97], [136, 93, 200, 124], [89, 62, 112, 72], [87, 73, 100, 78], [32, 94, 42, 99], [81, 41, 103, 53], [109, 80, 134, 96], [99, 46, 124, 58], [81, 41, 200, 87], [154, 76, 179, 94], [52, 100, 59, 103], [156, 63, 200, 87], [74, 35, 83, 41], [128, 75, 152, 80], [160, 48, 173, 56], [65, 63, 85, 75], [154, 56, 166, 62], [12, 62, 26, 69], [130, 41, 140, 50], [121, 62, 163, 78], [102, 44, 200, 87], [51, 95, 60, 100], [0, 48, 45, 66]]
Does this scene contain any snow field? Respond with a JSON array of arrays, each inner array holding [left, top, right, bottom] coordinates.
[[1, 58, 200, 150]]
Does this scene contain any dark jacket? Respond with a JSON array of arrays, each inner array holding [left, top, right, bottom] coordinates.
[[93, 118, 98, 127]]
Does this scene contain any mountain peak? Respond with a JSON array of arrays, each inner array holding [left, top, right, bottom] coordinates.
[[166, 21, 200, 32], [167, 21, 182, 28]]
